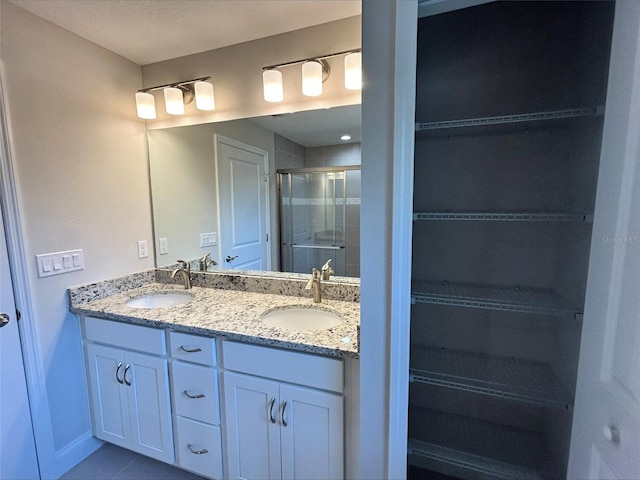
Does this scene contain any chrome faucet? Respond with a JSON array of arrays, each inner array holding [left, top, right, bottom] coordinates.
[[321, 259, 335, 281], [199, 253, 217, 271], [305, 268, 322, 303], [171, 260, 192, 289]]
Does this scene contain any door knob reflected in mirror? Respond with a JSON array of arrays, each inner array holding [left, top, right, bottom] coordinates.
[[602, 424, 621, 445], [225, 255, 238, 263], [0, 313, 9, 328]]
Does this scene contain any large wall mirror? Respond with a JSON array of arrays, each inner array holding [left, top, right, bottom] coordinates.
[[147, 104, 361, 279]]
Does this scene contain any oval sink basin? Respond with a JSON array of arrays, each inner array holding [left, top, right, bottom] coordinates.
[[261, 307, 341, 331], [126, 292, 194, 309]]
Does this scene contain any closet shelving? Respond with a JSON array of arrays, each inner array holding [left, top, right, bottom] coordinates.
[[409, 345, 572, 409], [411, 280, 581, 318], [413, 212, 593, 223], [415, 106, 604, 133], [408, 408, 551, 480], [409, 3, 614, 478]]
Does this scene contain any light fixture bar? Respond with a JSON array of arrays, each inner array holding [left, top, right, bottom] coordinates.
[[137, 76, 212, 94], [262, 49, 361, 71]]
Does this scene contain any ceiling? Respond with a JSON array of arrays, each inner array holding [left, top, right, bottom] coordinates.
[[8, 0, 362, 65], [250, 105, 361, 147]]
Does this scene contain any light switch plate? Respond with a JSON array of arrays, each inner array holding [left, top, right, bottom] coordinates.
[[200, 232, 217, 247], [137, 240, 149, 259], [36, 249, 84, 278], [159, 237, 168, 255]]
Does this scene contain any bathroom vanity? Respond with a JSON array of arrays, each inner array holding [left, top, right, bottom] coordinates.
[[69, 270, 360, 480]]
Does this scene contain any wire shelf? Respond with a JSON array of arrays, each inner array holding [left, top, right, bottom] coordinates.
[[415, 107, 603, 132], [409, 345, 572, 408], [411, 280, 581, 317], [413, 211, 593, 223], [408, 408, 552, 480]]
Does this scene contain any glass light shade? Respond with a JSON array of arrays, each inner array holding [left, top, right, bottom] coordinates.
[[263, 69, 283, 102], [194, 81, 215, 110], [164, 87, 184, 115], [135, 91, 156, 119], [302, 61, 323, 97], [344, 52, 362, 90]]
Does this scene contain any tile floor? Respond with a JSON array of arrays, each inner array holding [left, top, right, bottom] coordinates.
[[60, 443, 204, 480]]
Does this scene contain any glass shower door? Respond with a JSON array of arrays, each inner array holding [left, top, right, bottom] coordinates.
[[279, 169, 347, 276]]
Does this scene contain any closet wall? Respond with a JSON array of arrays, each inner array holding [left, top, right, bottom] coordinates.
[[408, 2, 614, 478]]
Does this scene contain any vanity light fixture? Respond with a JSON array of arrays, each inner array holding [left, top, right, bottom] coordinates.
[[262, 69, 284, 103], [135, 76, 215, 119], [262, 48, 361, 102], [344, 52, 362, 90], [301, 60, 325, 97]]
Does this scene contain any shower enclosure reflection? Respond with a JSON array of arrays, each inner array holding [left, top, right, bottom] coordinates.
[[279, 167, 360, 277]]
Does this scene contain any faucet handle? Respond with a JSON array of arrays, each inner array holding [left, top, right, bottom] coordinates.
[[176, 259, 189, 272], [321, 259, 335, 280]]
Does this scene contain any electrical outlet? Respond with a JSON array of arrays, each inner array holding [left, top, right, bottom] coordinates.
[[159, 237, 169, 255], [137, 240, 149, 259]]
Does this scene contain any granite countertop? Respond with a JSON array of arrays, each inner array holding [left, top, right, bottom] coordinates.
[[71, 282, 360, 358]]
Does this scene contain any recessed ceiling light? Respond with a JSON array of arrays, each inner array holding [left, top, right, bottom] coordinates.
[[341, 134, 352, 141]]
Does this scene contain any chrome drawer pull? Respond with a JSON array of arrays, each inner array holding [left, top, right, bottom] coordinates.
[[184, 390, 205, 399], [123, 364, 132, 386], [115, 362, 124, 384], [281, 400, 288, 427], [269, 397, 277, 424], [187, 444, 209, 455], [180, 346, 203, 353]]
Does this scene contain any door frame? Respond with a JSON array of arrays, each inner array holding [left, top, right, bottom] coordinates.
[[213, 134, 272, 271], [0, 66, 46, 475]]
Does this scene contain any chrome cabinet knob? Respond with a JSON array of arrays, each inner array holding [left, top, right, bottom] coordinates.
[[602, 424, 620, 445], [0, 313, 9, 328]]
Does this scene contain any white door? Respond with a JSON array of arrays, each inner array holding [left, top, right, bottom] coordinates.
[[215, 135, 270, 271], [85, 343, 130, 449], [0, 205, 39, 480], [279, 384, 343, 480], [568, 3, 640, 478], [223, 372, 281, 480], [126, 351, 174, 463]]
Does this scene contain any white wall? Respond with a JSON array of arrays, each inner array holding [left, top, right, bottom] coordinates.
[[360, 1, 417, 478], [1, 3, 152, 477]]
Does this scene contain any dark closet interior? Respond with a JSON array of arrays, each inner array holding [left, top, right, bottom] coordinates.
[[408, 2, 615, 478]]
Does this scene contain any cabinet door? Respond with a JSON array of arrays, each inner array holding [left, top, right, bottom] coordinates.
[[279, 384, 343, 480], [85, 343, 130, 448], [126, 351, 174, 464], [223, 372, 281, 480]]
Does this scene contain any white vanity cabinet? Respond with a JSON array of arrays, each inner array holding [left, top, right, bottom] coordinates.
[[168, 331, 224, 479], [83, 317, 174, 464], [222, 341, 344, 480]]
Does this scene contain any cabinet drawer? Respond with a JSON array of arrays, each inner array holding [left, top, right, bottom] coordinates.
[[171, 361, 220, 425], [222, 341, 343, 393], [84, 316, 165, 355], [168, 331, 216, 366], [174, 416, 223, 480]]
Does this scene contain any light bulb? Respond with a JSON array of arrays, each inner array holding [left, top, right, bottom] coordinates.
[[164, 87, 184, 115], [263, 69, 283, 102], [344, 52, 362, 90], [194, 81, 215, 110], [135, 91, 156, 119], [302, 61, 323, 97]]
